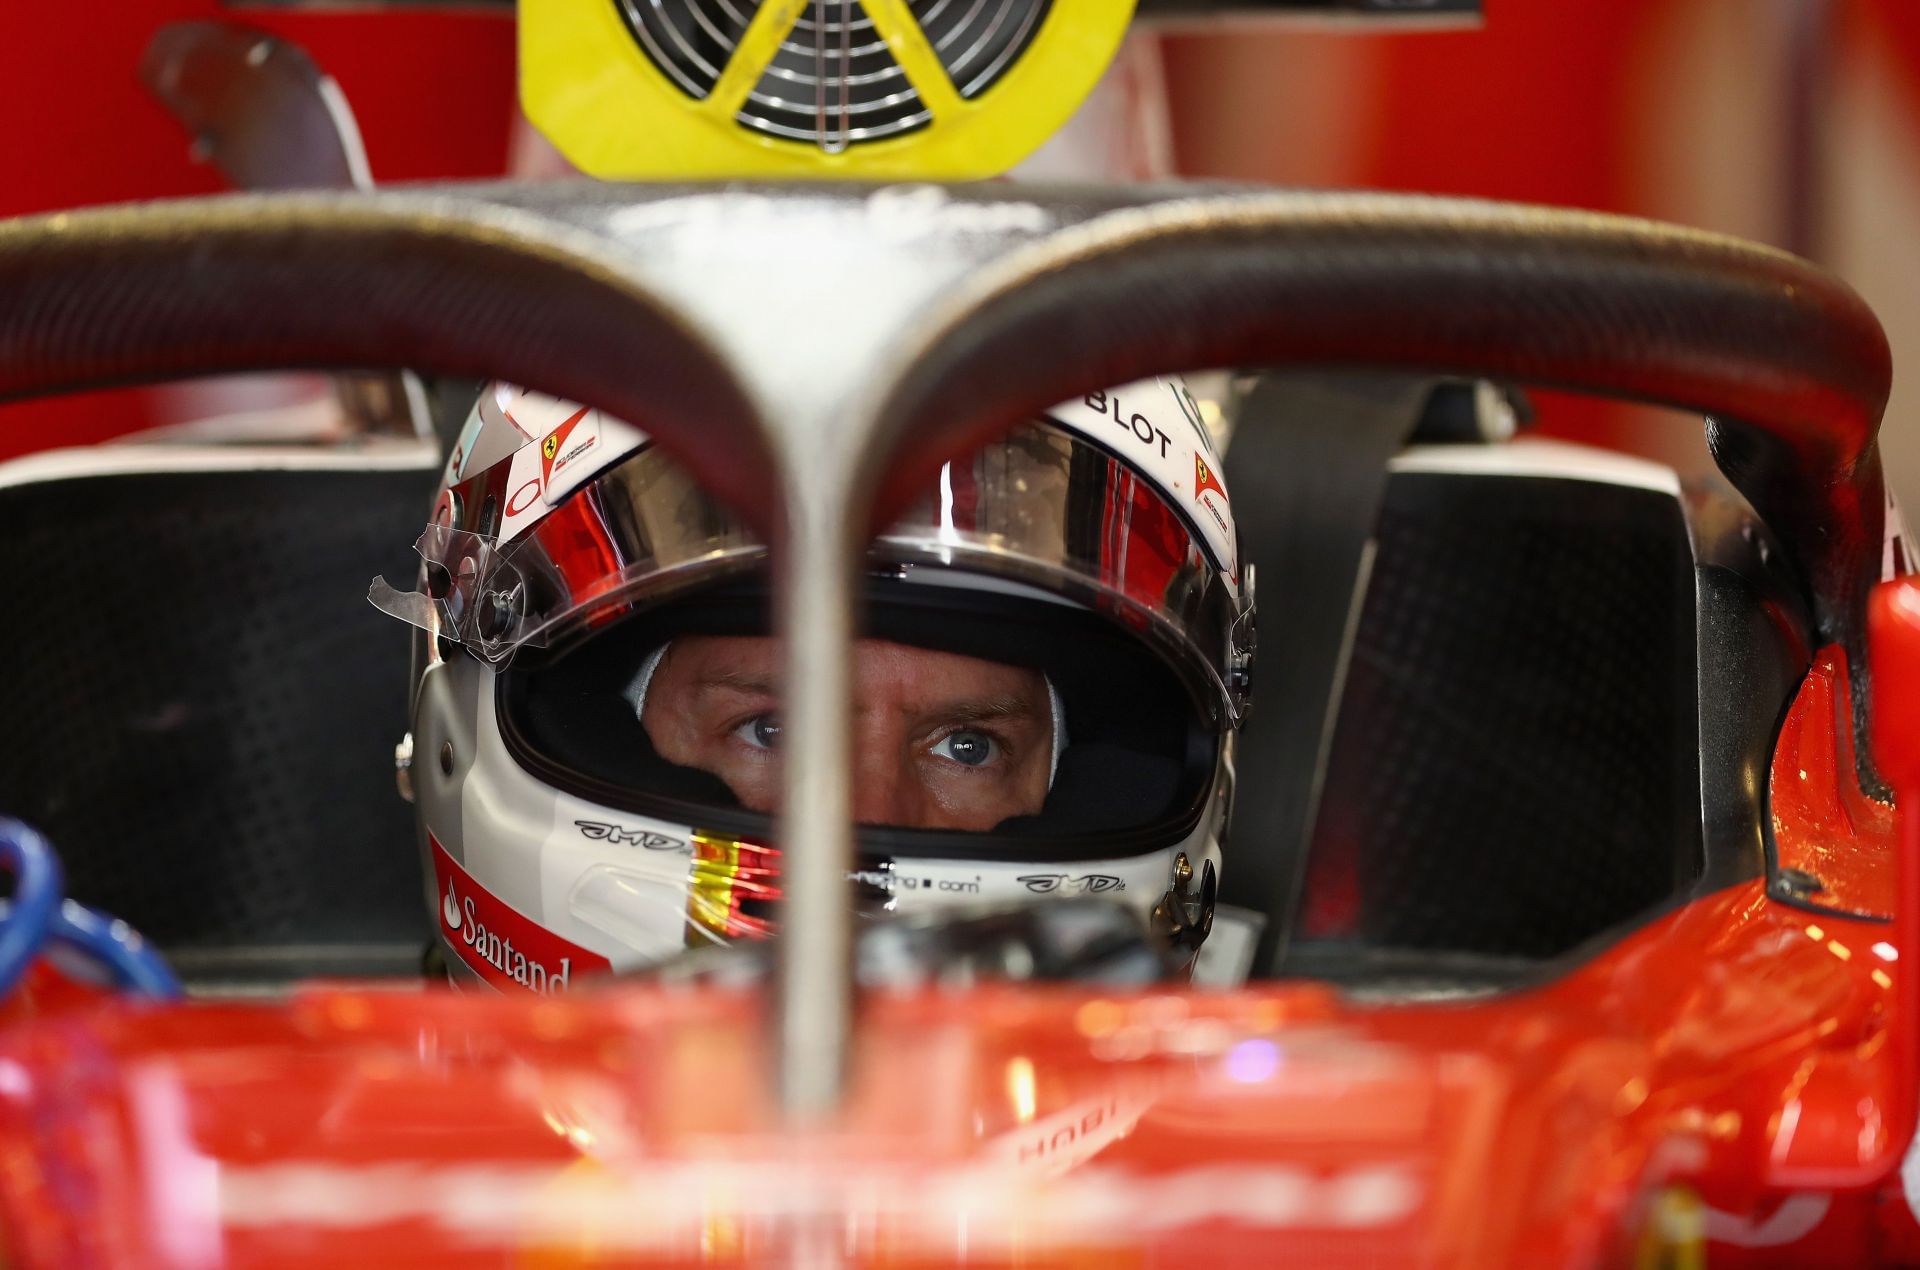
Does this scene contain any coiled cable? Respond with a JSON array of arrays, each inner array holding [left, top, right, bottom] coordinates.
[[0, 817, 180, 1000], [0, 818, 64, 998]]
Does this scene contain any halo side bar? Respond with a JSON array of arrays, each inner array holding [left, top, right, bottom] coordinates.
[[0, 194, 779, 534], [0, 185, 886, 1116], [771, 472, 864, 1119], [859, 190, 1892, 781]]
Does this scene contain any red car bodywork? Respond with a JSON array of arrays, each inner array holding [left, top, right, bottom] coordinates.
[[0, 642, 1910, 1266]]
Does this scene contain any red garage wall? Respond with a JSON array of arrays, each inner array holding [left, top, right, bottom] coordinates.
[[10, 3, 1920, 480], [2, 3, 515, 214], [1158, 0, 1920, 493], [0, 2, 517, 457]]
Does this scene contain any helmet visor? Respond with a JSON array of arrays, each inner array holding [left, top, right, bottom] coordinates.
[[372, 421, 1249, 723], [498, 570, 1218, 853]]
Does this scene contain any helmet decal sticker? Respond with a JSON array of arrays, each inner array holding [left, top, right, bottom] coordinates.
[[1193, 454, 1231, 551], [1044, 376, 1239, 586], [1016, 873, 1126, 895], [431, 834, 611, 993], [574, 819, 687, 852], [539, 406, 598, 490], [445, 387, 653, 546], [1194, 454, 1226, 504], [498, 412, 647, 543]]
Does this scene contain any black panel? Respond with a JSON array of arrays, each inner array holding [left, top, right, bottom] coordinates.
[[1684, 475, 1813, 895], [1210, 373, 1433, 976], [0, 463, 437, 974], [1288, 473, 1700, 962]]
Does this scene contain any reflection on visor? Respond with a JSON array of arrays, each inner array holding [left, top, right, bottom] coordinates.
[[370, 425, 1250, 718]]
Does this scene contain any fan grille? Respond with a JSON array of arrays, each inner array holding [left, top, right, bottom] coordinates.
[[613, 0, 1053, 148]]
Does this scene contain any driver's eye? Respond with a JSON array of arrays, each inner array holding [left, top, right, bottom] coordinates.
[[735, 715, 782, 750], [932, 730, 997, 767]]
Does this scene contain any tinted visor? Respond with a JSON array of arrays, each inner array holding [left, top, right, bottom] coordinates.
[[499, 574, 1219, 858]]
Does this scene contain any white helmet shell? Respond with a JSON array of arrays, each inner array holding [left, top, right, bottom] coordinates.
[[387, 380, 1250, 991]]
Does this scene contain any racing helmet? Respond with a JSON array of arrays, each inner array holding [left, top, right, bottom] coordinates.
[[373, 378, 1254, 993]]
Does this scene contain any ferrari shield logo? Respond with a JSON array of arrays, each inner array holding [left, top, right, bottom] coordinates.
[[1195, 454, 1228, 504], [539, 408, 597, 490]]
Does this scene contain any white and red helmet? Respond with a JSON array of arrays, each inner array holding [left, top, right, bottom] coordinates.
[[374, 378, 1254, 992]]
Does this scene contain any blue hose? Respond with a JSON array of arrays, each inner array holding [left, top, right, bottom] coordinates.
[[0, 817, 180, 1000], [51, 901, 182, 999], [0, 818, 64, 998]]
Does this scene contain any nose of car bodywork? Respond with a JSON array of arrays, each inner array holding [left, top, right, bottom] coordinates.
[[0, 968, 1652, 1266], [0, 857, 1900, 1268]]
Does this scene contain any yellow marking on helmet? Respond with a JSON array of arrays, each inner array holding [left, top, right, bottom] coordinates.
[[686, 832, 743, 943]]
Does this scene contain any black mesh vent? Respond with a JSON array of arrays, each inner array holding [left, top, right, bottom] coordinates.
[[916, 0, 1051, 99], [1294, 474, 1701, 961], [0, 464, 436, 964], [740, 0, 929, 144], [614, 0, 761, 99], [614, 0, 1050, 146]]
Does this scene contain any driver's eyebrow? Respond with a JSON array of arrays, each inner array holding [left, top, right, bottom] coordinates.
[[697, 670, 778, 696], [696, 675, 1042, 725], [926, 696, 1046, 725]]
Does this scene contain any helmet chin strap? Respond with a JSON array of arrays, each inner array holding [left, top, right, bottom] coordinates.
[[624, 641, 1068, 787]]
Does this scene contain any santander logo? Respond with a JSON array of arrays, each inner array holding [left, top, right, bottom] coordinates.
[[430, 837, 609, 994]]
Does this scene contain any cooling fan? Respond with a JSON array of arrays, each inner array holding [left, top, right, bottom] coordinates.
[[522, 0, 1135, 177]]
